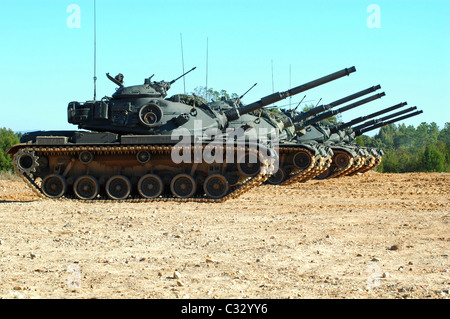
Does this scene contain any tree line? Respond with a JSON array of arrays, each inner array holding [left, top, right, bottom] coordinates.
[[0, 128, 19, 172], [354, 122, 450, 173]]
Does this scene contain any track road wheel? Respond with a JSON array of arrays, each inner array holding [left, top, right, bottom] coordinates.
[[170, 174, 196, 198], [42, 174, 67, 199], [137, 174, 163, 199], [237, 152, 261, 177], [203, 174, 229, 199], [106, 175, 131, 200], [267, 167, 286, 185], [293, 151, 312, 170], [334, 153, 350, 169], [73, 175, 99, 200]]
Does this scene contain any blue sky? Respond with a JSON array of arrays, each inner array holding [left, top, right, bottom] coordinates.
[[0, 0, 449, 133]]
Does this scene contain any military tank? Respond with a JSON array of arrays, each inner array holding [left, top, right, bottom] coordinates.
[[290, 90, 388, 179], [7, 66, 357, 202], [341, 107, 424, 176], [295, 103, 423, 179], [272, 86, 387, 184], [209, 84, 385, 185]]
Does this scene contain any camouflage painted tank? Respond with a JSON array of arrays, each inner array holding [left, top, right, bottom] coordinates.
[[7, 67, 349, 202], [218, 83, 389, 185], [270, 84, 385, 183], [325, 106, 423, 177], [290, 86, 386, 179], [292, 99, 423, 179], [208, 67, 359, 185]]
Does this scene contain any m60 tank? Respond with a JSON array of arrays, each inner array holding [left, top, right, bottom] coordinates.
[[292, 102, 423, 179], [337, 107, 424, 176], [270, 85, 387, 184], [289, 89, 387, 179], [209, 83, 387, 185], [7, 66, 356, 201]]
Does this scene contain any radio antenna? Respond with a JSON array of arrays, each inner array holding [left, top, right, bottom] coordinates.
[[93, 0, 97, 101], [180, 33, 186, 94], [206, 37, 209, 97]]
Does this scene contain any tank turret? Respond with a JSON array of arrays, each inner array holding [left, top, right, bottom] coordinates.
[[66, 66, 355, 137]]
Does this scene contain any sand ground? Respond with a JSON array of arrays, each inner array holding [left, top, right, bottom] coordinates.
[[0, 171, 448, 299]]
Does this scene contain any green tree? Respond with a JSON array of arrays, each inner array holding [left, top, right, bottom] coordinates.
[[422, 144, 445, 172], [191, 86, 238, 102], [438, 122, 450, 146], [0, 128, 20, 171], [379, 150, 399, 172], [358, 121, 449, 173]]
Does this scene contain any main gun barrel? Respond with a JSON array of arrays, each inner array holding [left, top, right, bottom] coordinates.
[[337, 102, 407, 130], [234, 66, 356, 117], [292, 85, 381, 122], [300, 92, 385, 127], [352, 106, 417, 131], [356, 110, 423, 135]]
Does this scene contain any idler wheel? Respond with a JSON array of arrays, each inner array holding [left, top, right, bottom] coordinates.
[[334, 153, 350, 169], [137, 174, 163, 199], [79, 151, 94, 164], [106, 175, 131, 200], [73, 175, 99, 200], [293, 151, 312, 170], [42, 174, 67, 198], [237, 153, 261, 177], [170, 174, 196, 198], [14, 149, 39, 175], [267, 167, 286, 185], [203, 174, 229, 199]]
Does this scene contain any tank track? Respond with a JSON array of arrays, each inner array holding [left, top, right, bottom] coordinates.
[[298, 157, 332, 183], [282, 153, 332, 185], [350, 155, 382, 175], [317, 150, 383, 179], [317, 149, 355, 179], [265, 144, 334, 185], [333, 155, 366, 178], [279, 147, 316, 184], [12, 144, 271, 203]]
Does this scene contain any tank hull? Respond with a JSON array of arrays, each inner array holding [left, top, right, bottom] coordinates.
[[7, 131, 275, 202]]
